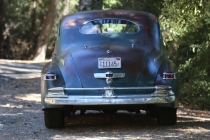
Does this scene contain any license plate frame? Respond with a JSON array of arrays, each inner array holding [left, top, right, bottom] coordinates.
[[98, 57, 121, 69]]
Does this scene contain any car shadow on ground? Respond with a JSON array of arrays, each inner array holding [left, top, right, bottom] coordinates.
[[54, 112, 210, 139], [64, 111, 210, 128], [65, 111, 157, 127]]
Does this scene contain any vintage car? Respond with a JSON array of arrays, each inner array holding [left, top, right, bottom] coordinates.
[[41, 10, 179, 128]]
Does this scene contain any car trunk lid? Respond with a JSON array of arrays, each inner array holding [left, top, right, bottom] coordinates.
[[67, 36, 150, 95]]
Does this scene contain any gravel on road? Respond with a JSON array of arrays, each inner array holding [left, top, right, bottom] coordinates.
[[0, 77, 210, 140]]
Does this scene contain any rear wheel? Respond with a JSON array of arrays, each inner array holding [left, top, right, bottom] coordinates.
[[157, 107, 177, 125], [44, 109, 64, 128]]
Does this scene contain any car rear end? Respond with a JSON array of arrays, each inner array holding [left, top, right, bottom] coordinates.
[[41, 10, 178, 128]]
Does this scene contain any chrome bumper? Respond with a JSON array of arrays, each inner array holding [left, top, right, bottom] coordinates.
[[45, 85, 175, 105]]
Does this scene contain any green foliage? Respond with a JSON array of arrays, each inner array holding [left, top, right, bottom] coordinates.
[[160, 0, 210, 110], [4, 0, 51, 59], [1, 0, 210, 110], [103, 0, 163, 17], [102, 0, 210, 110], [2, 0, 78, 60], [179, 44, 210, 110]]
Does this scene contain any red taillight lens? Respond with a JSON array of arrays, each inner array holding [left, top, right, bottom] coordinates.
[[163, 72, 176, 79], [106, 74, 113, 78], [42, 74, 56, 80]]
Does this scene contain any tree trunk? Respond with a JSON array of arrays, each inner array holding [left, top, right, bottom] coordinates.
[[33, 0, 58, 62], [56, 0, 75, 24], [0, 0, 11, 59], [78, 0, 103, 11], [78, 0, 92, 11], [62, 0, 74, 16], [31, 0, 37, 37], [29, 0, 37, 60], [0, 0, 4, 44]]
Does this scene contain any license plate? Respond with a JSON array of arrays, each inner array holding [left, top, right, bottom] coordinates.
[[98, 57, 121, 69]]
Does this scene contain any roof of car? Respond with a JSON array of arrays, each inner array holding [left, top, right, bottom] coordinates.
[[61, 10, 157, 24]]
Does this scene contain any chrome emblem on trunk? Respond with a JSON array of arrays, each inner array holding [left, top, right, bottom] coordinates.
[[106, 78, 113, 85], [107, 50, 112, 54], [103, 87, 116, 98]]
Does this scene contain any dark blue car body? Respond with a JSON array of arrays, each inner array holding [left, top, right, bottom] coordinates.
[[41, 10, 179, 128]]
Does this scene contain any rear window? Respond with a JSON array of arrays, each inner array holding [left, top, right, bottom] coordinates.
[[80, 19, 139, 34]]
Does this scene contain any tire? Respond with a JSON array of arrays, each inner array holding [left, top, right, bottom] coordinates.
[[157, 107, 177, 125], [44, 109, 64, 128]]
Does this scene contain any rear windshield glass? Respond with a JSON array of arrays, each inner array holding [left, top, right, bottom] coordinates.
[[80, 19, 139, 34]]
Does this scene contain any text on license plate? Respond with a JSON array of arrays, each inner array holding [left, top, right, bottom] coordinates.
[[98, 57, 121, 69]]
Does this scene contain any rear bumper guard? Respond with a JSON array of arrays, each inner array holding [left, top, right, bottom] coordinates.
[[45, 85, 175, 105]]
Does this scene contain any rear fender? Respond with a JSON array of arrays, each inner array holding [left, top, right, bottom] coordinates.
[[41, 62, 65, 108], [155, 59, 179, 106]]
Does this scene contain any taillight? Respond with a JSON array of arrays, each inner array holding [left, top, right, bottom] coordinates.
[[42, 74, 56, 80], [163, 72, 176, 79], [106, 73, 113, 78]]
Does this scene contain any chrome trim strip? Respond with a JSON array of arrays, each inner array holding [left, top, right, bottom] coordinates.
[[47, 94, 173, 98], [46, 94, 68, 98], [45, 95, 175, 105], [53, 54, 65, 65], [47, 87, 66, 98], [94, 72, 125, 78], [154, 52, 164, 63], [48, 85, 171, 91], [47, 85, 174, 99]]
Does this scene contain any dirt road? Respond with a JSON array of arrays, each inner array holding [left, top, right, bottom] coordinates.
[[0, 59, 45, 82], [0, 60, 210, 139], [0, 77, 210, 140]]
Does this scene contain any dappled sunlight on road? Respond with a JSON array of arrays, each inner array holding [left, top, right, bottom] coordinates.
[[0, 59, 46, 81], [15, 93, 41, 102], [0, 77, 210, 139]]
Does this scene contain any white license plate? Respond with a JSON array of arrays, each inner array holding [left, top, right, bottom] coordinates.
[[98, 57, 121, 69]]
